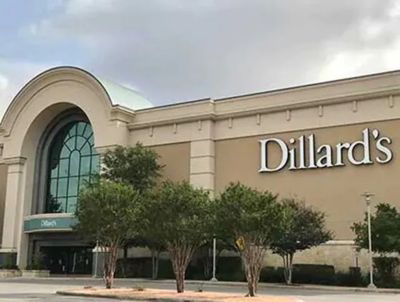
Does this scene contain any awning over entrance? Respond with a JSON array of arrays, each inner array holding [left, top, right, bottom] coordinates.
[[23, 213, 77, 233]]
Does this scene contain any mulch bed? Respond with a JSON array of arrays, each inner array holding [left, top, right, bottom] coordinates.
[[57, 287, 301, 302]]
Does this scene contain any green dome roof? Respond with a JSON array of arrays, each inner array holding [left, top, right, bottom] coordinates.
[[97, 78, 153, 111]]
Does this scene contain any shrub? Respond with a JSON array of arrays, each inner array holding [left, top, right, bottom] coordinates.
[[0, 253, 18, 270], [333, 267, 365, 287], [215, 257, 246, 282], [260, 264, 335, 285], [115, 257, 152, 278], [116, 256, 245, 281], [374, 257, 400, 288], [26, 252, 45, 270], [292, 264, 335, 284], [115, 258, 175, 279], [260, 266, 285, 283]]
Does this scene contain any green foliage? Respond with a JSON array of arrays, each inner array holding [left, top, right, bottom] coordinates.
[[76, 179, 145, 288], [75, 180, 142, 247], [271, 198, 333, 256], [215, 257, 246, 282], [291, 264, 335, 284], [141, 181, 211, 248], [213, 182, 286, 296], [27, 252, 46, 270], [102, 143, 163, 193], [141, 181, 211, 292], [260, 264, 360, 286], [352, 203, 400, 254], [213, 182, 285, 249], [0, 253, 17, 270], [373, 257, 400, 287]]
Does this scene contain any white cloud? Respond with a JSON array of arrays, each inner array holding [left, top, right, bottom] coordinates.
[[0, 74, 9, 90], [15, 0, 400, 106], [0, 59, 52, 121], [318, 2, 400, 81], [389, 1, 400, 17]]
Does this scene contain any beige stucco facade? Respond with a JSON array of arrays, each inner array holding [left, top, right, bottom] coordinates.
[[0, 66, 400, 273]]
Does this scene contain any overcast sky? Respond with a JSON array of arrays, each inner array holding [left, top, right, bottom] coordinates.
[[1, 0, 400, 118]]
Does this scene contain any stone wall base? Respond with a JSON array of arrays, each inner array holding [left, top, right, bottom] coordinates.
[[0, 269, 21, 278], [21, 270, 50, 278]]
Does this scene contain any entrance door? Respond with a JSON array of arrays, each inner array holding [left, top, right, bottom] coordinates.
[[40, 246, 92, 274]]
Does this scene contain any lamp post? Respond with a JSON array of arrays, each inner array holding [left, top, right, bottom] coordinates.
[[210, 237, 218, 282], [93, 240, 99, 278], [361, 192, 376, 289]]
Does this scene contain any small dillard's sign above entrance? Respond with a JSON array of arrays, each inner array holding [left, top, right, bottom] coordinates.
[[41, 219, 57, 228], [24, 216, 77, 233], [259, 128, 393, 173]]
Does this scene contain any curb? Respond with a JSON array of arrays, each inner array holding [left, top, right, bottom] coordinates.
[[115, 279, 400, 294], [13, 277, 400, 294]]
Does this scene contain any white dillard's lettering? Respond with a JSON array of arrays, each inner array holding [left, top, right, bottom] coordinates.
[[259, 128, 393, 172]]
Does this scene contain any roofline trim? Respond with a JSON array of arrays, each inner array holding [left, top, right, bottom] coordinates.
[[0, 66, 115, 137]]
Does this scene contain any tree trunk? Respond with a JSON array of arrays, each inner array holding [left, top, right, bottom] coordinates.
[[103, 244, 119, 289], [151, 249, 155, 279], [288, 253, 293, 285], [155, 250, 159, 279], [175, 268, 185, 293], [282, 253, 294, 285], [122, 246, 128, 278], [203, 249, 211, 279], [241, 244, 266, 297], [151, 249, 160, 280], [168, 243, 196, 293]]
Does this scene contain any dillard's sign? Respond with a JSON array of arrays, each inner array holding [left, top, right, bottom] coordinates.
[[259, 128, 393, 173], [40, 219, 57, 228]]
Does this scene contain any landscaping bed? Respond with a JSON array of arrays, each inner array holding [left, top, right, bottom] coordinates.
[[57, 287, 299, 302]]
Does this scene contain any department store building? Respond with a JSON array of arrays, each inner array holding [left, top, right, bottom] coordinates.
[[0, 66, 399, 274]]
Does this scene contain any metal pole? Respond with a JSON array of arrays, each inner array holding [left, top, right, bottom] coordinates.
[[362, 192, 376, 289], [367, 200, 376, 288], [210, 237, 218, 282], [93, 240, 99, 278]]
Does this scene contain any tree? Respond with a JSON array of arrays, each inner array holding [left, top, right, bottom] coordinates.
[[352, 203, 400, 254], [352, 203, 400, 285], [101, 143, 163, 276], [213, 183, 286, 297], [141, 181, 211, 293], [102, 143, 163, 193], [75, 180, 143, 288], [270, 198, 332, 285]]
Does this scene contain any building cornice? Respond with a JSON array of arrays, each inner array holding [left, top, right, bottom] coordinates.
[[127, 87, 400, 130], [0, 156, 27, 165], [109, 105, 136, 123], [128, 113, 217, 130], [95, 144, 122, 154], [214, 87, 400, 119]]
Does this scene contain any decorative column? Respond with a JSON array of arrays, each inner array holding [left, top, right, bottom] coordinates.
[[189, 139, 215, 194], [0, 157, 26, 266]]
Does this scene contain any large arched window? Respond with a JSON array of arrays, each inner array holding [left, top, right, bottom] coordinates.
[[46, 121, 99, 213]]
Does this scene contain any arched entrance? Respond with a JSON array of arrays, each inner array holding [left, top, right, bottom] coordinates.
[[26, 109, 99, 274], [0, 67, 135, 271]]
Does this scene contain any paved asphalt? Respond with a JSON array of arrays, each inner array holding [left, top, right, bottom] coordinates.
[[0, 278, 399, 302]]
